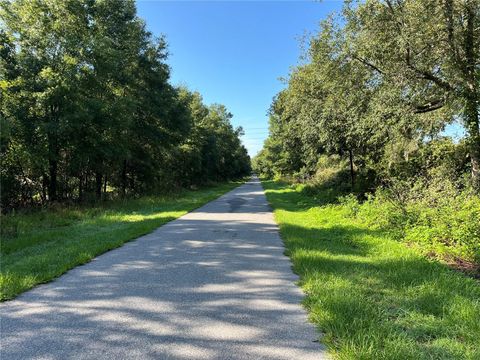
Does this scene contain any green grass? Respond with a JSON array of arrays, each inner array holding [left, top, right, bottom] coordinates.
[[0, 181, 242, 301], [262, 180, 480, 360]]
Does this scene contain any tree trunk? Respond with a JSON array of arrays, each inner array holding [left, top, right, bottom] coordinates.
[[42, 174, 48, 204], [463, 0, 480, 190], [465, 96, 480, 190], [121, 159, 127, 198], [95, 172, 102, 200], [103, 176, 107, 198], [348, 149, 355, 189], [130, 176, 135, 194], [47, 104, 59, 202], [78, 175, 83, 202], [48, 159, 57, 201]]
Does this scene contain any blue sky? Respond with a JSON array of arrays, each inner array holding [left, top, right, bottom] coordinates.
[[136, 0, 344, 156]]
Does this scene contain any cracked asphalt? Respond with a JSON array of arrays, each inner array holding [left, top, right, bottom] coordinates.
[[0, 177, 328, 359]]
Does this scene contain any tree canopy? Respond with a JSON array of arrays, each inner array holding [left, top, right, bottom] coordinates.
[[254, 0, 479, 192], [0, 0, 250, 209]]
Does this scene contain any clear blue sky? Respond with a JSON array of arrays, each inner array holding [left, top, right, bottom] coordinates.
[[136, 0, 344, 156]]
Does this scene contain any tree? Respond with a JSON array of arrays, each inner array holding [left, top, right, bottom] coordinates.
[[345, 0, 480, 188], [1, 0, 250, 210], [255, 1, 479, 194], [1, 0, 93, 201]]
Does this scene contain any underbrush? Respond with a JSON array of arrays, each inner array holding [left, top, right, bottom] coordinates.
[[275, 155, 480, 273], [345, 188, 480, 269], [332, 181, 480, 275]]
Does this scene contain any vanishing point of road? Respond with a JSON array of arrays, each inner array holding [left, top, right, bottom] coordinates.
[[1, 177, 328, 359]]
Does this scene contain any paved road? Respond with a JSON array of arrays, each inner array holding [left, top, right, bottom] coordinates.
[[1, 177, 328, 359]]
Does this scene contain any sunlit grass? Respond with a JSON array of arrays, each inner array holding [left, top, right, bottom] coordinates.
[[0, 181, 242, 301], [262, 180, 480, 360]]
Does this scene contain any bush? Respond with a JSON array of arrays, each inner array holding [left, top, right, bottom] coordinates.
[[403, 190, 480, 264], [338, 194, 361, 216], [355, 179, 480, 266]]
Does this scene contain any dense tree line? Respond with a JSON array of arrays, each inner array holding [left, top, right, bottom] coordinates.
[[254, 0, 479, 193], [0, 0, 250, 209]]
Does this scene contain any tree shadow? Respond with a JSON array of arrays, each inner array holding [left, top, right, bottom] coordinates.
[[3, 178, 477, 359], [279, 223, 381, 257], [262, 181, 480, 356], [0, 180, 327, 359], [274, 224, 479, 356], [261, 180, 349, 212]]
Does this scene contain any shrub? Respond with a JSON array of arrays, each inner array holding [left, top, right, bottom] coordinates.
[[355, 179, 480, 266], [338, 194, 360, 216]]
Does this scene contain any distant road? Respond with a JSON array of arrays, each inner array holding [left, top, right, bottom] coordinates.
[[1, 177, 328, 359]]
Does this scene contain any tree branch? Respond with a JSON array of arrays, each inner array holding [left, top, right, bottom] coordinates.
[[386, 0, 455, 92], [351, 55, 385, 75], [410, 64, 454, 91], [443, 0, 462, 66], [413, 98, 445, 113]]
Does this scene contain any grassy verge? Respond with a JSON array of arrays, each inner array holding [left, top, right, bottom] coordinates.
[[262, 180, 480, 360], [0, 181, 242, 301]]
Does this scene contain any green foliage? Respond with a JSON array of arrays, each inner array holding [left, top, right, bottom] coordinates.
[[285, 144, 480, 267], [0, 0, 250, 210], [263, 180, 480, 360], [0, 180, 242, 300], [253, 0, 480, 189], [355, 182, 480, 266], [252, 1, 480, 268]]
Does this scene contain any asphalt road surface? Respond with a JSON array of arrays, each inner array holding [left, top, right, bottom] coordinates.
[[1, 177, 328, 359]]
